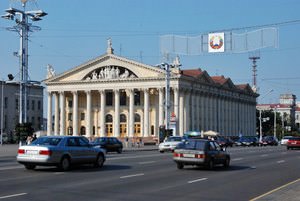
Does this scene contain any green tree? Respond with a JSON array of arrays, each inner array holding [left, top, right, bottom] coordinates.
[[15, 123, 34, 143]]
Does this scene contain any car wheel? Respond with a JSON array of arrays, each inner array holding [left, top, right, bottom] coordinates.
[[25, 164, 36, 170], [117, 148, 122, 154], [177, 163, 184, 169], [94, 154, 104, 168], [223, 157, 230, 168], [59, 156, 71, 171], [207, 159, 214, 170], [159, 150, 164, 153]]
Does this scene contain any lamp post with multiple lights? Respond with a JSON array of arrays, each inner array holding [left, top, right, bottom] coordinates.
[[1, 0, 47, 124]]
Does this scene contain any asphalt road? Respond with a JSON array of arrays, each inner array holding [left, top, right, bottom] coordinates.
[[0, 146, 300, 201]]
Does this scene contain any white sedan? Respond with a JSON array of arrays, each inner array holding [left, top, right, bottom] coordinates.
[[159, 136, 183, 153], [280, 136, 293, 145]]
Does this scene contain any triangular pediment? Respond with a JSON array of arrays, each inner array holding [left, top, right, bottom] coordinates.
[[44, 53, 165, 83]]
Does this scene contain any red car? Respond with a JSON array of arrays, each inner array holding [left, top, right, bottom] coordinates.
[[286, 137, 300, 150]]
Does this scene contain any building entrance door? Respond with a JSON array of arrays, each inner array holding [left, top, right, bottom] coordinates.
[[134, 123, 141, 137], [120, 124, 127, 137], [106, 124, 113, 137]]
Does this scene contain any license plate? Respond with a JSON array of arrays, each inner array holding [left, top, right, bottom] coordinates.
[[26, 150, 38, 155], [183, 154, 195, 158]]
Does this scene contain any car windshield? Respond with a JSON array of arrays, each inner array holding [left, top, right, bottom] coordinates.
[[166, 137, 182, 142], [31, 137, 62, 146], [181, 140, 206, 150]]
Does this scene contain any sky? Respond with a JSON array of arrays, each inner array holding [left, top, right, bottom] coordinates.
[[1, 0, 300, 110]]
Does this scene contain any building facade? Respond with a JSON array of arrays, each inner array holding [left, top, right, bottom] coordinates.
[[44, 43, 258, 139], [0, 81, 44, 135]]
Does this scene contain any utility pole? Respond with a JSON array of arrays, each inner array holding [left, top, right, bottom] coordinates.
[[2, 0, 47, 124], [249, 52, 260, 93]]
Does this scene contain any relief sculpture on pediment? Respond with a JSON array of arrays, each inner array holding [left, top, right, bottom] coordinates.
[[85, 66, 137, 80]]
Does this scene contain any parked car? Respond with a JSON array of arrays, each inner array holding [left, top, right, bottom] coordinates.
[[92, 137, 123, 153], [159, 136, 183, 153], [286, 137, 300, 150], [173, 138, 230, 170], [280, 136, 293, 145], [17, 136, 106, 171], [260, 136, 278, 146], [216, 136, 234, 148], [235, 137, 256, 146]]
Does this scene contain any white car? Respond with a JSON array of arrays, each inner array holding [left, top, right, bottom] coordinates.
[[280, 136, 293, 145], [159, 136, 183, 153]]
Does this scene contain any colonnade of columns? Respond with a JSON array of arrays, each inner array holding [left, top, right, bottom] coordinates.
[[47, 87, 256, 138]]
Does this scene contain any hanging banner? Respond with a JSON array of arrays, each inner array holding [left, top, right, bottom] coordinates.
[[208, 32, 225, 53]]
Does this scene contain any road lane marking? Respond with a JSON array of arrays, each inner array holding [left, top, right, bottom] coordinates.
[[188, 178, 208, 184], [260, 154, 269, 157], [250, 178, 300, 201], [277, 160, 285, 164], [0, 166, 23, 171], [232, 158, 243, 161], [0, 193, 27, 199], [138, 161, 156, 165], [120, 173, 144, 179]]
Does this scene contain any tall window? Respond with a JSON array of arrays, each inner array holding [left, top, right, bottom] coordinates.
[[4, 97, 8, 109], [106, 91, 113, 106], [15, 99, 18, 110], [134, 91, 141, 106], [81, 113, 85, 121], [68, 100, 73, 108], [120, 91, 127, 106], [68, 113, 72, 121], [38, 100, 41, 110], [32, 100, 35, 110]]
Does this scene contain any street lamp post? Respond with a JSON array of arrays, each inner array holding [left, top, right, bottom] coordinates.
[[1, 0, 47, 124], [1, 80, 4, 145], [258, 89, 273, 143]]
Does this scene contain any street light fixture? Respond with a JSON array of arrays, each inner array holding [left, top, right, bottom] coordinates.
[[1, 1, 47, 124]]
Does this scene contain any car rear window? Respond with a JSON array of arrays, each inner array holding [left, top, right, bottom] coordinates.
[[290, 137, 300, 141], [31, 137, 62, 146], [181, 140, 206, 150]]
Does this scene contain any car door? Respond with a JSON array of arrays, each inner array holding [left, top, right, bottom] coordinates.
[[77, 137, 97, 163], [66, 137, 82, 163], [213, 141, 226, 163]]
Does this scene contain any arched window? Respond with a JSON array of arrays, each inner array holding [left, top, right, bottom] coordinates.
[[80, 126, 86, 136], [105, 114, 113, 123], [134, 113, 141, 122], [68, 126, 73, 135], [120, 114, 127, 123]]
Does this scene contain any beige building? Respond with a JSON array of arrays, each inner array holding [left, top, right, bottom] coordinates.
[[44, 41, 258, 139], [0, 81, 44, 134]]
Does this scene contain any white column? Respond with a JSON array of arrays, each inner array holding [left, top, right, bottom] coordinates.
[[129, 89, 135, 137], [114, 89, 120, 137], [174, 88, 179, 135], [72, 91, 78, 136], [99, 90, 105, 137], [86, 90, 92, 138], [59, 91, 65, 136], [179, 91, 184, 136], [191, 92, 195, 130], [47, 92, 52, 136], [143, 89, 149, 137], [54, 92, 59, 135], [196, 93, 200, 131], [158, 88, 164, 126], [184, 91, 190, 132]]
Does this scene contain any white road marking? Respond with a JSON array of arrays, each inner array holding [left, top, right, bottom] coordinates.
[[232, 158, 244, 161], [120, 173, 144, 179], [0, 193, 27, 199], [260, 154, 269, 157], [188, 178, 208, 184], [277, 160, 285, 164], [138, 161, 156, 165]]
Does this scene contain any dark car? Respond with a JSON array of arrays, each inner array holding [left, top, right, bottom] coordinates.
[[216, 137, 234, 148], [92, 137, 123, 153], [173, 138, 230, 170], [286, 137, 300, 150], [235, 137, 253, 146], [260, 136, 278, 146]]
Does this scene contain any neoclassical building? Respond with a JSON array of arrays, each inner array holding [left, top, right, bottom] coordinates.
[[44, 41, 258, 139]]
